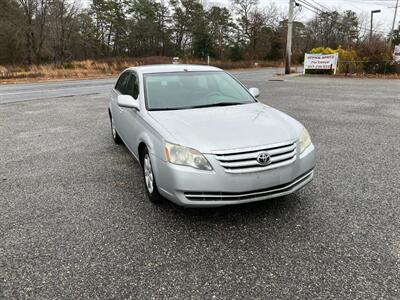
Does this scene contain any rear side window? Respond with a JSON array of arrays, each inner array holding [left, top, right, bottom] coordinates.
[[115, 71, 130, 94]]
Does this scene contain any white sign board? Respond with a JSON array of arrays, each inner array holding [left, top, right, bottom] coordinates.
[[394, 45, 400, 63], [304, 53, 339, 74]]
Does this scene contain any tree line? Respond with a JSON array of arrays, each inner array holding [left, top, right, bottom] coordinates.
[[0, 0, 398, 65]]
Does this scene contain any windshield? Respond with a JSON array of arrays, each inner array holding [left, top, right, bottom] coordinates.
[[144, 71, 256, 111]]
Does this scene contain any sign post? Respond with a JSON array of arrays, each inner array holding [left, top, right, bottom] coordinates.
[[303, 53, 339, 74]]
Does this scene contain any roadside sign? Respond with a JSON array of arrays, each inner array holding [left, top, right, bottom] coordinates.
[[394, 45, 400, 63], [304, 53, 339, 74]]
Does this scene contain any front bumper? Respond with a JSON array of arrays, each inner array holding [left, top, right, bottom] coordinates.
[[152, 144, 315, 207]]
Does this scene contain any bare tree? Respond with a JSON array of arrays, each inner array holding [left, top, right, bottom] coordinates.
[[230, 0, 258, 46], [49, 0, 79, 63]]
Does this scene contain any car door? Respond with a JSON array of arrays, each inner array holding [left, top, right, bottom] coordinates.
[[118, 72, 142, 157], [111, 71, 130, 135]]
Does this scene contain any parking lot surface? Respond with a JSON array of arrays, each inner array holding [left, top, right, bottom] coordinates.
[[1, 70, 399, 299]]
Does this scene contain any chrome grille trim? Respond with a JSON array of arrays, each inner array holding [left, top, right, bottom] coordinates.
[[214, 140, 297, 174], [216, 143, 296, 162], [184, 170, 313, 201]]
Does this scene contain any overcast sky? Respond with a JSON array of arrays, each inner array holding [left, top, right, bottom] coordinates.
[[217, 0, 398, 34]]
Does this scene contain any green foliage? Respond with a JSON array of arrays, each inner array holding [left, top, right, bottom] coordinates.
[[207, 7, 235, 59], [229, 43, 244, 61]]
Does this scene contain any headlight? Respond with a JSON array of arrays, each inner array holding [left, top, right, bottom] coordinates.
[[165, 143, 213, 171], [299, 128, 312, 154]]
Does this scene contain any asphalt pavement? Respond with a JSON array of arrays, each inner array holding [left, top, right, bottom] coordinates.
[[1, 69, 399, 299], [0, 68, 283, 104]]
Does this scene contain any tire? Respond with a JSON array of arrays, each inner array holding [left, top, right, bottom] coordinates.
[[109, 111, 122, 144], [141, 147, 163, 204]]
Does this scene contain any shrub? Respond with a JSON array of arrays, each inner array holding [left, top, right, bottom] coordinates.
[[356, 40, 393, 73]]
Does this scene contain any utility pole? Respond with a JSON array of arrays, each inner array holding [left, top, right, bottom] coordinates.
[[388, 0, 399, 50], [370, 10, 381, 42], [285, 0, 295, 74]]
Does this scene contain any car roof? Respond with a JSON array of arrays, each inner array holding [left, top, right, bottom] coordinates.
[[127, 64, 222, 74]]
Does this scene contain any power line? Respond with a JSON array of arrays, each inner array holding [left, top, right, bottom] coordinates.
[[308, 0, 330, 11], [296, 0, 387, 34], [300, 0, 327, 12]]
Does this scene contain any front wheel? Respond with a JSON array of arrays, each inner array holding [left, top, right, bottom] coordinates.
[[142, 148, 163, 204]]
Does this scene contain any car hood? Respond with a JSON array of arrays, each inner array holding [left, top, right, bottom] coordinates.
[[148, 102, 303, 153]]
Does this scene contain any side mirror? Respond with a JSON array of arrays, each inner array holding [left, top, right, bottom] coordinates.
[[249, 87, 260, 98], [117, 95, 140, 110]]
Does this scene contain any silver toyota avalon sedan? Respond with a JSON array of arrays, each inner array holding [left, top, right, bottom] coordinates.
[[108, 65, 315, 207]]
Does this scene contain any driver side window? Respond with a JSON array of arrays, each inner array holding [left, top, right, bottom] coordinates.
[[115, 71, 130, 94], [126, 73, 139, 100]]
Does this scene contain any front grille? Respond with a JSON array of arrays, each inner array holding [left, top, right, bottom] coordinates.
[[213, 140, 297, 174], [184, 170, 313, 201]]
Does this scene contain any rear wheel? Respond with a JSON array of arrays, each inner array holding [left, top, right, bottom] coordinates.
[[109, 112, 122, 144], [142, 147, 163, 204]]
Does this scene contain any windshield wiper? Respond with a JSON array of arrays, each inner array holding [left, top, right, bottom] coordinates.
[[189, 102, 246, 109], [149, 102, 248, 111], [149, 107, 186, 111]]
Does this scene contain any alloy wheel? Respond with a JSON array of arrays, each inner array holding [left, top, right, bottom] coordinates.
[[111, 116, 117, 139], [144, 154, 154, 194]]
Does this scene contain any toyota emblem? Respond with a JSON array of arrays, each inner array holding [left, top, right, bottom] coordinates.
[[256, 152, 271, 166]]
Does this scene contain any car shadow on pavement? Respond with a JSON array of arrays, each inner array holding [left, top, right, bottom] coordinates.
[[156, 192, 304, 223]]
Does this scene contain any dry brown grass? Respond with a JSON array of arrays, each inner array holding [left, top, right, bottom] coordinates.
[[0, 57, 283, 83]]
